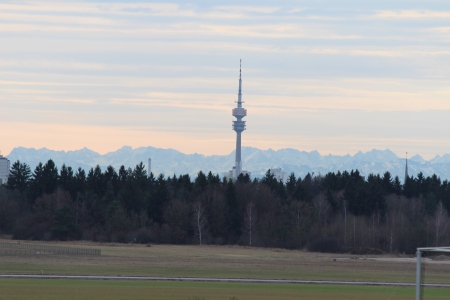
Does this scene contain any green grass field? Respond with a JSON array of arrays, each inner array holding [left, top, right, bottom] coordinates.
[[1, 241, 450, 299], [1, 242, 450, 284], [0, 279, 448, 300]]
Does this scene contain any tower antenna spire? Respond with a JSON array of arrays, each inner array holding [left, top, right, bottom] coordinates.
[[237, 59, 242, 108]]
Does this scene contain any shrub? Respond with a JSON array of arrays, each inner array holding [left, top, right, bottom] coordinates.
[[307, 237, 342, 253], [126, 227, 154, 244]]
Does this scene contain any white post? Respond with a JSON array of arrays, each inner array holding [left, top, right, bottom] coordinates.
[[415, 249, 422, 300]]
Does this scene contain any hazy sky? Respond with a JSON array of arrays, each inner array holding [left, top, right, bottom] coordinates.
[[1, 1, 449, 159]]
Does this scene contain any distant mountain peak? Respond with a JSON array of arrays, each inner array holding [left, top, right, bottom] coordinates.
[[410, 154, 425, 163], [6, 146, 450, 180], [430, 154, 450, 164]]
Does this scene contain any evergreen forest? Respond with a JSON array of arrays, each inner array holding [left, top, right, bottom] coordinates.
[[1, 159, 450, 254]]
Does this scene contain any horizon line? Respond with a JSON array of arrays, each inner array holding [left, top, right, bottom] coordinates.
[[4, 145, 445, 161]]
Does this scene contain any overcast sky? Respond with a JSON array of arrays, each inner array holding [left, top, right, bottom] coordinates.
[[1, 1, 449, 159]]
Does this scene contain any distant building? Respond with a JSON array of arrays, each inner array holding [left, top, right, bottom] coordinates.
[[270, 168, 288, 183], [224, 168, 251, 180], [0, 154, 10, 185]]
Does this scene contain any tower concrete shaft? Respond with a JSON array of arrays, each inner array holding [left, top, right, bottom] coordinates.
[[232, 60, 247, 178]]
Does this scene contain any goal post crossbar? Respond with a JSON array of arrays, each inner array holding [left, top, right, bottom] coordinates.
[[416, 247, 450, 300]]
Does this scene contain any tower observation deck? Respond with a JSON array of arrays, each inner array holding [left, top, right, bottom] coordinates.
[[232, 60, 247, 178]]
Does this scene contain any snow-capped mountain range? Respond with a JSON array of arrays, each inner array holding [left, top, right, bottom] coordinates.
[[6, 146, 450, 181]]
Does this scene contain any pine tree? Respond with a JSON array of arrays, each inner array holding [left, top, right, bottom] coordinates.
[[194, 171, 208, 192], [6, 161, 31, 192], [27, 162, 44, 204], [42, 159, 59, 194]]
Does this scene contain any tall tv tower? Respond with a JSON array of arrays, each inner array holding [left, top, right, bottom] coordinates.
[[232, 59, 247, 178]]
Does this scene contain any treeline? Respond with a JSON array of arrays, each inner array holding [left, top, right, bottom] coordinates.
[[1, 159, 450, 254]]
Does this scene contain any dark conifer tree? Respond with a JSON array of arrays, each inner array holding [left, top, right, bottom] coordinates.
[[364, 174, 386, 215], [179, 174, 192, 192], [27, 162, 44, 204], [102, 181, 117, 209], [207, 171, 220, 186], [225, 180, 241, 241], [51, 205, 79, 240], [59, 164, 77, 199], [120, 166, 146, 214], [104, 166, 119, 194], [86, 165, 105, 197], [322, 172, 336, 192], [403, 175, 415, 198], [416, 172, 425, 196], [286, 173, 296, 197], [118, 165, 129, 185], [441, 180, 450, 213], [194, 171, 208, 192], [382, 171, 394, 194], [262, 169, 277, 189], [149, 174, 169, 224], [132, 163, 147, 189], [344, 172, 365, 215], [237, 173, 250, 184], [59, 164, 72, 190], [42, 159, 59, 195], [393, 176, 402, 195], [424, 192, 438, 215], [6, 161, 31, 193]]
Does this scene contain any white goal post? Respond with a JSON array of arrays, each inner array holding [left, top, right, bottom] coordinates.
[[416, 247, 450, 300]]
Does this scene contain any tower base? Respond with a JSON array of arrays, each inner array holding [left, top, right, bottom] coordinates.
[[223, 167, 251, 181]]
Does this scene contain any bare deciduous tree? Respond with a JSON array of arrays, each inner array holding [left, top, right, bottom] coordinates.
[[434, 201, 449, 246], [313, 193, 330, 233], [192, 201, 207, 245], [138, 210, 149, 228], [244, 202, 256, 246], [341, 198, 348, 244]]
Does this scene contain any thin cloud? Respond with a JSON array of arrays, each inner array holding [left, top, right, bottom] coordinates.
[[373, 10, 450, 19], [430, 27, 450, 33], [110, 93, 231, 111], [0, 12, 114, 25], [0, 2, 98, 14], [0, 79, 111, 87], [0, 24, 107, 33], [0, 2, 277, 19], [0, 22, 359, 40], [209, 5, 280, 18], [213, 6, 279, 14], [349, 49, 450, 57], [35, 96, 95, 104], [151, 23, 361, 39], [0, 59, 145, 72], [0, 2, 185, 16], [0, 94, 95, 104]]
